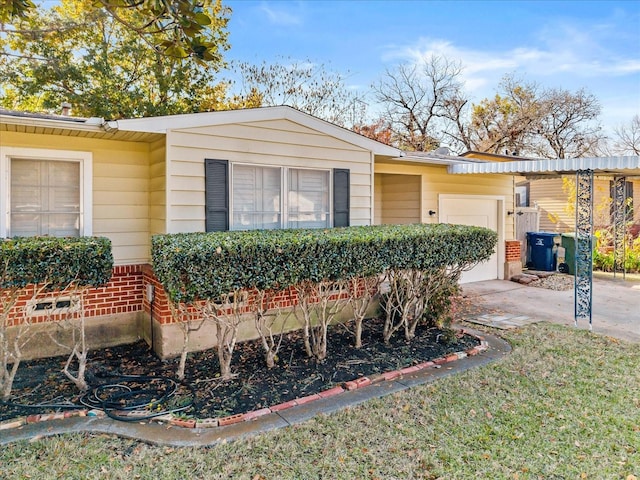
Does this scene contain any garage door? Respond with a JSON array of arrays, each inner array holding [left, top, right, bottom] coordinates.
[[440, 197, 499, 283]]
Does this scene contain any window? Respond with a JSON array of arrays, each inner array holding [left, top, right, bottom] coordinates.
[[1, 147, 92, 238], [204, 159, 349, 232], [288, 168, 329, 229], [232, 165, 281, 230], [515, 182, 530, 208]]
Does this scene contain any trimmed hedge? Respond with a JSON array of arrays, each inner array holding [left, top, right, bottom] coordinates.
[[0, 236, 114, 290], [152, 224, 497, 304]]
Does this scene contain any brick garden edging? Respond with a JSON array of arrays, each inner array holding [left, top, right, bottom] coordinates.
[[0, 332, 489, 433]]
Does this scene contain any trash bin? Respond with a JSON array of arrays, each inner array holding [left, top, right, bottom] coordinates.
[[561, 233, 576, 275], [526, 232, 559, 271], [561, 233, 596, 275]]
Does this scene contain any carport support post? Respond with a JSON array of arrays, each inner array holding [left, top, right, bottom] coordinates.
[[612, 176, 627, 280], [575, 169, 594, 329]]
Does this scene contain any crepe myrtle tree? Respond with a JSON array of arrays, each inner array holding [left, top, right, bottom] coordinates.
[[379, 224, 496, 343], [0, 237, 113, 397], [346, 275, 384, 349], [253, 288, 293, 369], [168, 301, 208, 382], [151, 224, 497, 376]]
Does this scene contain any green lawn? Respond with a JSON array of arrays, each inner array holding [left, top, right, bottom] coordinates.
[[1, 323, 638, 479]]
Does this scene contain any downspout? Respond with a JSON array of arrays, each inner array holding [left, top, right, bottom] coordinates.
[[370, 152, 375, 225], [101, 120, 119, 133]]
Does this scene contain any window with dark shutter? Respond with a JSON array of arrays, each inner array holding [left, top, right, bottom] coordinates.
[[333, 168, 350, 227], [204, 159, 229, 232]]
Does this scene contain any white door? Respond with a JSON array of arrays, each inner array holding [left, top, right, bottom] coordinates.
[[440, 197, 500, 283]]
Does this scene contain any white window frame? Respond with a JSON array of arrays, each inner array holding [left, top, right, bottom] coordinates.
[[0, 147, 93, 238], [229, 163, 332, 231]]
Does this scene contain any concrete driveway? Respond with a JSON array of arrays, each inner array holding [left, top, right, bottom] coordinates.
[[461, 276, 640, 343]]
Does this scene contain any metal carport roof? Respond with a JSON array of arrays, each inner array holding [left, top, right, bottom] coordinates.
[[448, 156, 640, 178], [446, 155, 640, 328]]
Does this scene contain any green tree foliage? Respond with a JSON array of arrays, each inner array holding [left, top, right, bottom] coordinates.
[[0, 0, 226, 62], [467, 75, 603, 158], [0, 0, 258, 118], [469, 76, 541, 156]]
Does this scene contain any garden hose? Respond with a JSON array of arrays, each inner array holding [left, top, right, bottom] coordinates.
[[1, 373, 196, 423]]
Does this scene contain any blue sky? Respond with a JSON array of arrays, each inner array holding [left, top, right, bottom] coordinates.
[[225, 0, 640, 132]]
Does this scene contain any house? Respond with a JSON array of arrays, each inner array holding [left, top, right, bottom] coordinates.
[[462, 151, 640, 233], [1, 107, 517, 359]]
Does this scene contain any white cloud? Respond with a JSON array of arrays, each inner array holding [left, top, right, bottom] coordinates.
[[259, 2, 303, 26], [381, 22, 640, 101]]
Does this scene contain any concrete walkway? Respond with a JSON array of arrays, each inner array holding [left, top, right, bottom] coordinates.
[[461, 276, 640, 343]]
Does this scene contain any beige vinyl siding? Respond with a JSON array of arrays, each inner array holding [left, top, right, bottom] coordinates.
[[374, 161, 515, 238], [149, 138, 166, 236], [530, 178, 571, 231], [531, 177, 637, 232], [375, 174, 421, 224], [593, 179, 613, 229], [374, 174, 382, 225], [165, 119, 373, 233], [1, 131, 151, 265]]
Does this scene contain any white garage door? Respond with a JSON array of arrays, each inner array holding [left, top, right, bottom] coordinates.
[[440, 197, 500, 283]]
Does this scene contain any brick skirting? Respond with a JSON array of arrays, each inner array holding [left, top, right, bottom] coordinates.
[[5, 264, 146, 326], [505, 240, 522, 262]]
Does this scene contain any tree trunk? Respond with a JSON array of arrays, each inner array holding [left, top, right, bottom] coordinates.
[[215, 320, 237, 380], [265, 349, 276, 369], [354, 319, 363, 349], [217, 343, 233, 380], [176, 326, 189, 381], [1, 357, 20, 401]]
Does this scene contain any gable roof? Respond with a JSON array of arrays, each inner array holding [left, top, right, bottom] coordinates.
[[115, 106, 400, 156]]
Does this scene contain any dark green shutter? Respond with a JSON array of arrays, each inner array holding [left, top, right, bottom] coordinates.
[[333, 168, 350, 227], [205, 159, 229, 231]]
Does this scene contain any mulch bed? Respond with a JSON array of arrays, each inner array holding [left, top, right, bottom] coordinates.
[[0, 315, 480, 422]]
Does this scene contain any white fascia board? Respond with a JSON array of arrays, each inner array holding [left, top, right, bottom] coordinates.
[[115, 106, 401, 157], [0, 113, 105, 133], [386, 155, 482, 167]]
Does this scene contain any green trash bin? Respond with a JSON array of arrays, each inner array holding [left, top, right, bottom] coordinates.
[[561, 233, 596, 275], [560, 233, 576, 275]]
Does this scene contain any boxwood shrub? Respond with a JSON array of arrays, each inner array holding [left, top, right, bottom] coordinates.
[[0, 236, 114, 290], [152, 224, 497, 304]]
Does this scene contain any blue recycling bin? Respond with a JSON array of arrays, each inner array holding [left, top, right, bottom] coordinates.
[[526, 232, 558, 271]]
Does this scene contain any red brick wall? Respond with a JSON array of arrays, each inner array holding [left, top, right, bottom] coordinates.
[[141, 269, 363, 326], [142, 264, 171, 325], [4, 264, 146, 327], [505, 240, 522, 262], [2, 265, 371, 328]]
